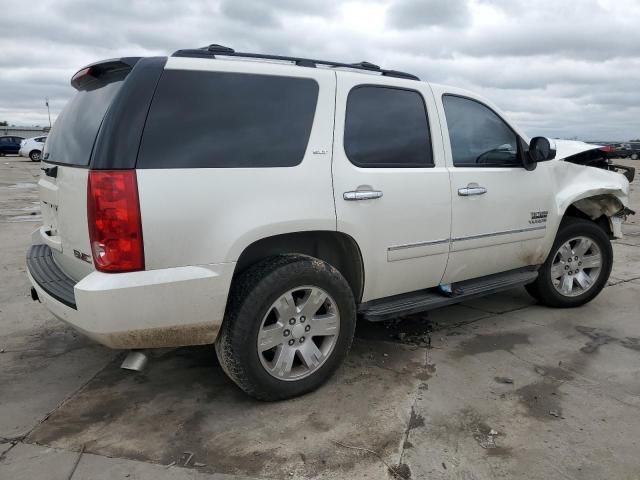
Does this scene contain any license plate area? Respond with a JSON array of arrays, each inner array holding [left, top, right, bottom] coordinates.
[[41, 200, 59, 236], [38, 174, 62, 250]]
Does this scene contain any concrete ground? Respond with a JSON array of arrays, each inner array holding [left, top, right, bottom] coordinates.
[[1, 155, 639, 480]]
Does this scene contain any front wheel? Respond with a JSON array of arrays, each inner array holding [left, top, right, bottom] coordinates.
[[526, 218, 613, 308], [215, 255, 356, 401]]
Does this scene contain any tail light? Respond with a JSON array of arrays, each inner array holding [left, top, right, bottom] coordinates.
[[87, 170, 144, 272]]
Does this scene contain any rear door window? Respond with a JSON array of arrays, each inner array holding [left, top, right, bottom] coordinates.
[[137, 70, 319, 169], [344, 86, 433, 168]]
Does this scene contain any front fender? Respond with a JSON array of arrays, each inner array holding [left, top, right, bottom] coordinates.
[[552, 161, 630, 218], [547, 160, 631, 240]]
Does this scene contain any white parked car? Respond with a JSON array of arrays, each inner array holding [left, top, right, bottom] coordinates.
[[19, 136, 47, 161], [26, 46, 635, 400]]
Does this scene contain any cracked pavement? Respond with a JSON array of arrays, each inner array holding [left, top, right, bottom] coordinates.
[[1, 156, 639, 479]]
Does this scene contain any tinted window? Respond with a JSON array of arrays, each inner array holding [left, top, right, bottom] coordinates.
[[443, 95, 520, 167], [137, 71, 319, 169], [344, 86, 432, 167], [44, 71, 126, 166]]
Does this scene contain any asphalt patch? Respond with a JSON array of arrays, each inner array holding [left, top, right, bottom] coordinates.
[[451, 332, 530, 358], [576, 326, 640, 354], [514, 364, 573, 420], [27, 340, 424, 479], [460, 408, 511, 455], [356, 314, 433, 347]]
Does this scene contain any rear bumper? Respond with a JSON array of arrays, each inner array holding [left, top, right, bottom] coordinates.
[[26, 244, 235, 349]]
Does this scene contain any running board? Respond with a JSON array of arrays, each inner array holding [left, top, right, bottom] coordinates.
[[359, 268, 538, 322]]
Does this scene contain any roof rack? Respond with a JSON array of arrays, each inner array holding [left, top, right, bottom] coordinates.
[[171, 44, 420, 81]]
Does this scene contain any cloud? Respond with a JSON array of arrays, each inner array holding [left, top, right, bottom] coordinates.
[[0, 0, 638, 140], [220, 0, 281, 28], [387, 0, 471, 29]]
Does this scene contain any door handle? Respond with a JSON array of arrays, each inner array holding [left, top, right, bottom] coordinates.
[[458, 183, 487, 196], [343, 190, 383, 201], [41, 166, 58, 178]]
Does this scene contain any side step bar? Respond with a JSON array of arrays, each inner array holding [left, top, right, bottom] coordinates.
[[359, 268, 538, 322]]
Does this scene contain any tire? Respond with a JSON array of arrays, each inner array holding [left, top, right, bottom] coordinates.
[[29, 150, 41, 162], [526, 218, 612, 308], [215, 254, 356, 401]]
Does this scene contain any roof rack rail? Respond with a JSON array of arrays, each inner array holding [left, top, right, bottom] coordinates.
[[171, 44, 420, 81]]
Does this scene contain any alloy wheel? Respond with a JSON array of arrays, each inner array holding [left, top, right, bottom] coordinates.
[[257, 285, 340, 381], [550, 236, 602, 297]]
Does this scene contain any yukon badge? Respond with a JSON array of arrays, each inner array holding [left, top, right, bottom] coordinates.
[[529, 210, 548, 224]]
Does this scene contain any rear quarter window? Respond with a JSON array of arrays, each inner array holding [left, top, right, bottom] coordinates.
[[137, 70, 319, 169]]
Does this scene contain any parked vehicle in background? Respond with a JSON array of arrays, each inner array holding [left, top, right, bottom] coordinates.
[[19, 136, 48, 161], [598, 144, 616, 157], [26, 45, 635, 401], [611, 143, 640, 160], [0, 136, 24, 155]]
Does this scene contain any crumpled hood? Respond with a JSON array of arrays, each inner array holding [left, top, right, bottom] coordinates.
[[552, 139, 602, 161], [550, 138, 635, 183]]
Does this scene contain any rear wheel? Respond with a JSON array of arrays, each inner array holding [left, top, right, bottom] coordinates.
[[215, 255, 356, 401], [29, 150, 41, 161], [526, 218, 612, 307]]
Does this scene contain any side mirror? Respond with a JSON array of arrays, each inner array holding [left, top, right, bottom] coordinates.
[[528, 137, 556, 162]]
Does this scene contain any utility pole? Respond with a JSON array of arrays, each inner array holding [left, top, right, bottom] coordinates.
[[45, 97, 51, 130]]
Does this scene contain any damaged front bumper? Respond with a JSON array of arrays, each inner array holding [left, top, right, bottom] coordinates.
[[609, 207, 636, 238], [607, 163, 635, 183]]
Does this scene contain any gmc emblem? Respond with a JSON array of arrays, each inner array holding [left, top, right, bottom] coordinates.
[[73, 249, 92, 264]]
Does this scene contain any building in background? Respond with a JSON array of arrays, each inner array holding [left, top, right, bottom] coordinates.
[[0, 126, 49, 138]]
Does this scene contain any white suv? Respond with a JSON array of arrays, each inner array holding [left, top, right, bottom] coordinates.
[[19, 135, 48, 161], [27, 45, 635, 400]]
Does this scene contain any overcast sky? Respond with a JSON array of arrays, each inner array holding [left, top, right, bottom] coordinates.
[[1, 0, 639, 140]]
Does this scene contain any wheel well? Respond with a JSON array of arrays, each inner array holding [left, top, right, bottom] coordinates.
[[234, 231, 365, 302], [563, 200, 617, 238], [29, 149, 41, 155]]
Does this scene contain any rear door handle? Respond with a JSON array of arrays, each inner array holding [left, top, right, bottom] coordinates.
[[458, 183, 487, 196], [343, 190, 383, 201]]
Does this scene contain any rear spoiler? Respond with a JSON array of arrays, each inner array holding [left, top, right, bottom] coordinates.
[[71, 57, 141, 91]]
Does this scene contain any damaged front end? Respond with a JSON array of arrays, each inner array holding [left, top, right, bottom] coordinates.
[[572, 194, 635, 238], [558, 141, 636, 183], [551, 139, 635, 238]]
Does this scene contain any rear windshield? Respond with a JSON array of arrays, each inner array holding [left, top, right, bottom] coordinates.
[[137, 70, 319, 168], [44, 71, 126, 166]]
